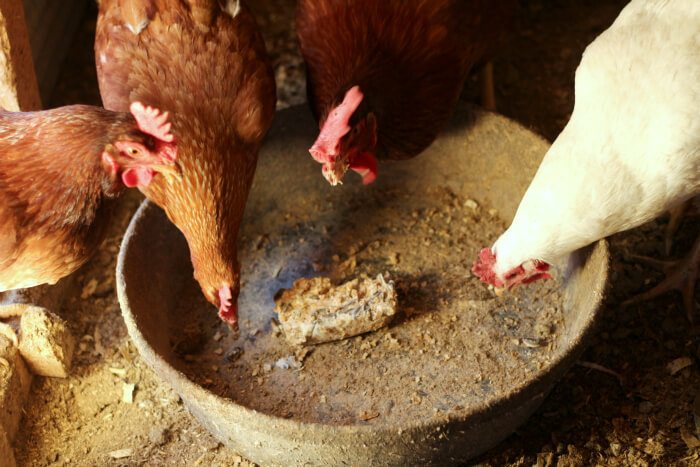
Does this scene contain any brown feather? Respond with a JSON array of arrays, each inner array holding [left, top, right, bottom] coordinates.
[[185, 0, 218, 26]]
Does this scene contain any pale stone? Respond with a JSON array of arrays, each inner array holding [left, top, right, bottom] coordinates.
[[18, 307, 75, 378]]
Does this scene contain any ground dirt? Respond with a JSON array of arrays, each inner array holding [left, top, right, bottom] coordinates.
[[14, 1, 700, 466]]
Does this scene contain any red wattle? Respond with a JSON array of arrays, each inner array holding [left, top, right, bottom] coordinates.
[[350, 151, 378, 184], [122, 167, 154, 187], [218, 305, 238, 326]]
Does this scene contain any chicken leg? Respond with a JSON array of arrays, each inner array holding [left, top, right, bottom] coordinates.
[[664, 200, 690, 255], [480, 61, 497, 111], [623, 233, 700, 322]]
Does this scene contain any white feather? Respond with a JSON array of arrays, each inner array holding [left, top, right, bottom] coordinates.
[[492, 0, 700, 279], [125, 19, 148, 35]]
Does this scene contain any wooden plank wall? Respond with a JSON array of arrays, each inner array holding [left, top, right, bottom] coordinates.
[[23, 0, 88, 104], [0, 0, 40, 110]]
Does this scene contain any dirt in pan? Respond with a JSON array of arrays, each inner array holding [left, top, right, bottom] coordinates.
[[170, 188, 565, 427], [18, 1, 700, 466]]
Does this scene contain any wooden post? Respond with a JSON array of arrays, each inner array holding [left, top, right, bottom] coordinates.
[[0, 7, 42, 464], [0, 0, 41, 111]]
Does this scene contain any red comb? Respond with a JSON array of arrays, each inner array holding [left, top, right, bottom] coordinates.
[[309, 86, 364, 164], [130, 101, 175, 143], [472, 248, 504, 288]]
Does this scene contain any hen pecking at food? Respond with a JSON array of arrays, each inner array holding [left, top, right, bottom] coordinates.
[[472, 0, 700, 319], [95, 0, 276, 328], [296, 0, 515, 186], [0, 103, 178, 309]]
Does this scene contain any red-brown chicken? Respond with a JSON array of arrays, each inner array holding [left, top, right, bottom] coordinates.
[[0, 103, 178, 295], [297, 0, 515, 185], [95, 0, 276, 327]]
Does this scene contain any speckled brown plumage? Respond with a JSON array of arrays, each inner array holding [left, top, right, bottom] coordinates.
[[95, 0, 276, 311], [0, 106, 149, 290], [297, 0, 514, 161]]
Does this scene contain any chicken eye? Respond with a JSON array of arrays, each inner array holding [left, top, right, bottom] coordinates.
[[129, 147, 140, 156]]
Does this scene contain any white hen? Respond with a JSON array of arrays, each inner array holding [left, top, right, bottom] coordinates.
[[473, 0, 700, 315]]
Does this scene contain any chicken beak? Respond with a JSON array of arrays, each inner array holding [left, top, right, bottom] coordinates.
[[322, 158, 350, 186]]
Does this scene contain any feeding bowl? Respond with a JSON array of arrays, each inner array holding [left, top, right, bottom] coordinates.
[[116, 105, 608, 466]]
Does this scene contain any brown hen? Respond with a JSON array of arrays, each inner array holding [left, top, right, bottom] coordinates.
[[297, 0, 515, 185], [0, 104, 178, 296], [95, 0, 276, 327]]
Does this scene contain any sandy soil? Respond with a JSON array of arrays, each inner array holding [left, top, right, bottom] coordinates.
[[13, 1, 700, 466]]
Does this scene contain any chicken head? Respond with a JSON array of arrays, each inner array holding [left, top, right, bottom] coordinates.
[[96, 0, 276, 330], [102, 102, 180, 188], [309, 86, 378, 186], [472, 248, 552, 290]]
